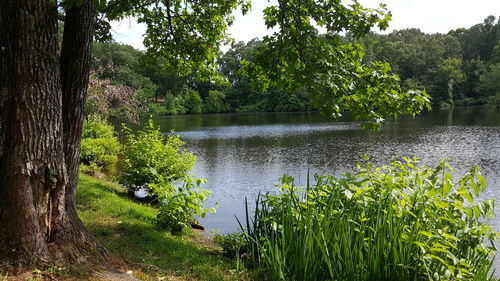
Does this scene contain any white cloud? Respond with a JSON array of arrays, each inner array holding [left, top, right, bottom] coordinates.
[[358, 0, 500, 34], [227, 0, 277, 43], [110, 18, 146, 50]]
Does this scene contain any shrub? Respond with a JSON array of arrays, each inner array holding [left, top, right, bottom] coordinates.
[[214, 232, 247, 258], [146, 102, 169, 116], [80, 138, 120, 167], [182, 87, 203, 114], [153, 177, 215, 233], [120, 119, 213, 232], [80, 117, 120, 168], [164, 93, 187, 115], [236, 100, 268, 113], [82, 116, 115, 139], [240, 159, 498, 281], [203, 90, 230, 113], [120, 119, 195, 190], [487, 92, 500, 108]]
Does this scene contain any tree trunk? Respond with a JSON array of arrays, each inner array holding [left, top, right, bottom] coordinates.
[[57, 0, 109, 263], [0, 0, 107, 267]]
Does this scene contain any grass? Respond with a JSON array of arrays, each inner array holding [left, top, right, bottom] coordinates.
[[76, 173, 251, 281]]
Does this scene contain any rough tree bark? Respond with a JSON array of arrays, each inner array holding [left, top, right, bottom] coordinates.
[[0, 0, 108, 267]]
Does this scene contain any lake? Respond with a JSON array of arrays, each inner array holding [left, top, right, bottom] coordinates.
[[150, 108, 500, 236]]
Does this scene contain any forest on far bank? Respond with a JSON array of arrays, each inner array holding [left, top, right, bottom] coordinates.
[[89, 15, 500, 120]]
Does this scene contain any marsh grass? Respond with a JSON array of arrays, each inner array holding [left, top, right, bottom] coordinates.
[[241, 159, 499, 281]]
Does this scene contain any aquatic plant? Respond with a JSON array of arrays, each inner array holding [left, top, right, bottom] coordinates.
[[240, 159, 498, 281]]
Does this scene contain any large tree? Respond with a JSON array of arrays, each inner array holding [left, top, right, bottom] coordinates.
[[0, 0, 428, 268], [0, 0, 106, 266]]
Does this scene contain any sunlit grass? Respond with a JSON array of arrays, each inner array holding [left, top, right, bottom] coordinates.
[[77, 173, 251, 281]]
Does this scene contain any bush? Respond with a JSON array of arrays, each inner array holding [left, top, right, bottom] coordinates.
[[80, 138, 120, 167], [146, 102, 169, 116], [214, 232, 246, 258], [80, 117, 120, 168], [241, 159, 498, 281], [236, 100, 269, 113], [82, 116, 115, 139], [182, 87, 203, 114], [153, 177, 215, 233], [120, 119, 213, 232], [164, 93, 187, 115], [487, 92, 500, 108], [120, 119, 195, 190], [203, 90, 230, 113]]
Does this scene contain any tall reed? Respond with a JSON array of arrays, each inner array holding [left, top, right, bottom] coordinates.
[[240, 159, 498, 281]]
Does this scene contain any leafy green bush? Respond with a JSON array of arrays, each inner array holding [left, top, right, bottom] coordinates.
[[153, 177, 215, 233], [214, 232, 246, 258], [203, 90, 230, 113], [120, 119, 213, 232], [241, 159, 498, 281], [82, 116, 115, 139], [80, 117, 120, 168], [235, 100, 268, 113], [164, 93, 187, 115], [487, 92, 500, 108], [182, 87, 203, 114], [120, 119, 196, 190], [146, 102, 169, 116], [80, 138, 120, 167]]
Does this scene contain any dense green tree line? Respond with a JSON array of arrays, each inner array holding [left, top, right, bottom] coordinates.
[[357, 15, 500, 107]]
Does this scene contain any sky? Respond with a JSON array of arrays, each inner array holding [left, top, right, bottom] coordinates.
[[111, 0, 500, 51]]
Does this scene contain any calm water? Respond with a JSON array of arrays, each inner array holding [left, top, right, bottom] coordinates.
[[150, 108, 500, 237]]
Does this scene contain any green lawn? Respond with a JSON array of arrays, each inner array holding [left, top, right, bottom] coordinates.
[[77, 173, 251, 281]]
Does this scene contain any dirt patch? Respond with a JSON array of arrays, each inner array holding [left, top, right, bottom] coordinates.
[[190, 229, 219, 250]]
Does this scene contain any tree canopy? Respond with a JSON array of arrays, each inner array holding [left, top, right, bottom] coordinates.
[[89, 0, 430, 129]]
